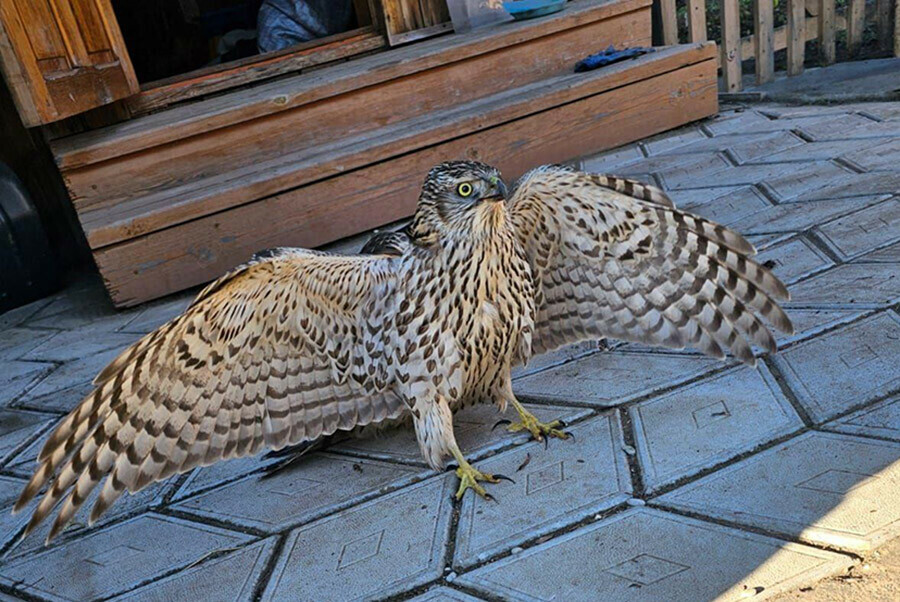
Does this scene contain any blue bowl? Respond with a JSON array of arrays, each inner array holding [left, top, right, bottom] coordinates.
[[502, 0, 567, 20]]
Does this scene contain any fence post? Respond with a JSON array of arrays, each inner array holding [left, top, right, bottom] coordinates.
[[877, 0, 893, 50], [660, 0, 678, 44], [688, 0, 707, 42], [754, 0, 775, 84], [847, 0, 866, 55], [818, 0, 836, 64], [721, 0, 743, 91], [787, 0, 806, 75]]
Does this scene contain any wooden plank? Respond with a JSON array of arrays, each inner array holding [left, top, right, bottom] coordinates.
[[877, 0, 892, 50], [786, 0, 806, 75], [847, 0, 866, 56], [63, 9, 654, 233], [896, 0, 900, 57], [754, 0, 775, 84], [660, 0, 678, 44], [79, 41, 711, 252], [720, 0, 742, 91], [94, 55, 718, 306], [51, 0, 651, 169], [687, 0, 707, 42], [372, 0, 450, 45], [0, 0, 138, 126], [818, 0, 836, 64], [127, 29, 387, 115]]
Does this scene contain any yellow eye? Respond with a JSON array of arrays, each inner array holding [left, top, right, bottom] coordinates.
[[457, 182, 474, 197]]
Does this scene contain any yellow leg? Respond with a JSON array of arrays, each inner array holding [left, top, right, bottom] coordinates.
[[504, 398, 572, 443], [449, 446, 511, 501]]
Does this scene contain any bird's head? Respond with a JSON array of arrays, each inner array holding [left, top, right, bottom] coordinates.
[[411, 160, 509, 241]]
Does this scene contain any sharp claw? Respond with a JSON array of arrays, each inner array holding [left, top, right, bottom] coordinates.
[[493, 473, 516, 484], [491, 419, 512, 432], [544, 436, 549, 450], [564, 431, 575, 441], [556, 420, 567, 428], [484, 493, 497, 503]]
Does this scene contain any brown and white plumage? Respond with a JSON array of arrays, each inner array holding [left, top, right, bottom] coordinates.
[[16, 161, 792, 541]]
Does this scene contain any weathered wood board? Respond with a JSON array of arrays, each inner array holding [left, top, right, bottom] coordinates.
[[92, 43, 718, 306]]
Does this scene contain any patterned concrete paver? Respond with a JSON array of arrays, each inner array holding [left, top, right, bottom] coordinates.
[[260, 476, 454, 601], [454, 414, 631, 568], [825, 395, 900, 442], [2, 102, 900, 600], [658, 432, 900, 551], [772, 313, 900, 422], [514, 351, 723, 407], [172, 453, 426, 532], [457, 508, 852, 601], [407, 586, 486, 601], [111, 537, 277, 602], [0, 514, 253, 601], [630, 365, 802, 492]]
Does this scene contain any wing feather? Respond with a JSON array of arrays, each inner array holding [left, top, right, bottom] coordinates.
[[16, 248, 407, 541], [508, 164, 793, 363]]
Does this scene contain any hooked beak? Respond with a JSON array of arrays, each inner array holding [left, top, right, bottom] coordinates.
[[482, 178, 509, 203]]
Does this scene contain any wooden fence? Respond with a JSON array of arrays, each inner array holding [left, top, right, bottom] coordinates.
[[657, 0, 900, 91]]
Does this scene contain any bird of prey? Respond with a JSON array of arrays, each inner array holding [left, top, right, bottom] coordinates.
[[14, 160, 792, 542]]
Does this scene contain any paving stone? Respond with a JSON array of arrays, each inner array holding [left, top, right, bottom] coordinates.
[[640, 127, 707, 155], [754, 236, 833, 285], [457, 507, 852, 601], [746, 232, 796, 250], [667, 186, 746, 209], [335, 402, 590, 466], [799, 117, 900, 141], [680, 186, 772, 226], [581, 143, 645, 171], [512, 340, 602, 379], [744, 137, 888, 164], [453, 414, 630, 568], [514, 351, 723, 407], [0, 328, 56, 362], [853, 102, 900, 121], [18, 347, 123, 412], [669, 161, 837, 191], [112, 538, 277, 602], [773, 312, 900, 423], [786, 264, 900, 308], [172, 452, 425, 532], [774, 308, 867, 347], [0, 475, 26, 510], [758, 162, 862, 202], [1, 476, 176, 561], [0, 409, 54, 467], [0, 514, 253, 601], [20, 325, 139, 363], [655, 131, 806, 164], [815, 198, 900, 260], [0, 299, 52, 330], [0, 361, 54, 407], [260, 476, 454, 601], [701, 110, 783, 136], [757, 105, 855, 119], [171, 453, 283, 502], [119, 294, 194, 334], [407, 586, 485, 601], [615, 153, 730, 185], [854, 240, 900, 263], [659, 431, 900, 550], [782, 172, 900, 203], [725, 196, 887, 235], [825, 395, 900, 442], [630, 364, 802, 492]]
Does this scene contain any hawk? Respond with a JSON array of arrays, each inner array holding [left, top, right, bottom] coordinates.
[[14, 161, 793, 542]]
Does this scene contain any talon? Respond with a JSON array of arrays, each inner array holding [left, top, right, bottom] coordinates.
[[491, 419, 512, 432], [557, 420, 567, 428], [563, 431, 575, 441], [493, 473, 516, 484], [484, 493, 496, 502]]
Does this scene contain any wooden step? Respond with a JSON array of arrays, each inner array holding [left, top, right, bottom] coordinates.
[[54, 0, 652, 249], [90, 42, 718, 306]]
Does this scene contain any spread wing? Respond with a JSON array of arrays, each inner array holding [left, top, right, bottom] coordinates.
[[15, 248, 406, 541], [508, 164, 793, 362]]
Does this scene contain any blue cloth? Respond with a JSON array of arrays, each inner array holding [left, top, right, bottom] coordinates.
[[258, 0, 354, 53], [574, 45, 656, 72]]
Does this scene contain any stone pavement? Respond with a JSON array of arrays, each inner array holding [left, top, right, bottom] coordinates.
[[1, 101, 899, 601]]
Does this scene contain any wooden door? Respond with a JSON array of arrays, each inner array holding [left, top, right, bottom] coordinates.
[[0, 0, 138, 127]]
